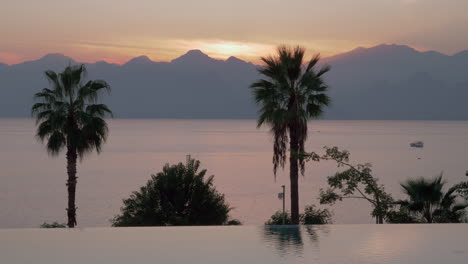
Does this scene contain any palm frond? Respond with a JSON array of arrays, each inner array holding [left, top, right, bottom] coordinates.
[[250, 45, 330, 176], [78, 80, 111, 103], [32, 64, 112, 157], [85, 104, 113, 118], [46, 131, 66, 156]]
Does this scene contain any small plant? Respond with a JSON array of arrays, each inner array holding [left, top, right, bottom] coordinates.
[[265, 211, 292, 225], [301, 205, 332, 225], [40, 221, 66, 228], [226, 219, 242, 225], [265, 205, 332, 225]]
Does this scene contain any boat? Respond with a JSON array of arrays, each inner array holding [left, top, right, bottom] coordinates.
[[410, 141, 424, 148]]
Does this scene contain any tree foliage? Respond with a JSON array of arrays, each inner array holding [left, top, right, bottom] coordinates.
[[250, 45, 331, 224], [302, 146, 393, 224], [301, 205, 332, 225], [393, 174, 468, 223], [32, 64, 112, 158], [32, 64, 112, 227], [250, 45, 330, 175], [112, 156, 239, 226]]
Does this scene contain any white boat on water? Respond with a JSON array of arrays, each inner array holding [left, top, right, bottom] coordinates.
[[410, 141, 424, 148]]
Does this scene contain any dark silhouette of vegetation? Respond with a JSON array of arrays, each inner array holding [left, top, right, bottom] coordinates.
[[32, 64, 112, 228], [455, 171, 468, 199], [301, 205, 332, 224], [226, 219, 242, 225], [391, 174, 468, 223], [251, 45, 331, 224], [265, 211, 293, 225], [112, 156, 240, 226], [40, 221, 66, 228], [302, 146, 393, 224], [385, 208, 418, 223], [265, 205, 332, 225]]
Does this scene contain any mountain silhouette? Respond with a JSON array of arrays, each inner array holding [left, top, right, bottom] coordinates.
[[124, 55, 156, 66], [0, 44, 467, 119], [172, 49, 217, 64]]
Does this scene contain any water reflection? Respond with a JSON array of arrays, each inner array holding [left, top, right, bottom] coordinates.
[[262, 225, 329, 257], [305, 225, 329, 246], [262, 225, 303, 256]]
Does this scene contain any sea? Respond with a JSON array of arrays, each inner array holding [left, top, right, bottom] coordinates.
[[1, 119, 467, 228]]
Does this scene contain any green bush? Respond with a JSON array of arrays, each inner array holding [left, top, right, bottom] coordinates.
[[301, 205, 332, 224], [112, 156, 240, 226]]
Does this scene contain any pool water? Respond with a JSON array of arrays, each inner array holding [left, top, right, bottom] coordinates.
[[1, 225, 467, 263]]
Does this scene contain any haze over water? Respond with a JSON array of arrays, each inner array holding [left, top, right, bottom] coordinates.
[[1, 119, 467, 228]]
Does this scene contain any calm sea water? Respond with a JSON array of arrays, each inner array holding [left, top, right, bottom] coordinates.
[[1, 225, 468, 263], [1, 119, 468, 228]]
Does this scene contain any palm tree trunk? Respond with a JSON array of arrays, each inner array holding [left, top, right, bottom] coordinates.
[[289, 126, 300, 225], [66, 145, 78, 228]]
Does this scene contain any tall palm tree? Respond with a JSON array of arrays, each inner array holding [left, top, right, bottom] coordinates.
[[399, 174, 468, 223], [250, 45, 330, 224], [32, 64, 112, 227]]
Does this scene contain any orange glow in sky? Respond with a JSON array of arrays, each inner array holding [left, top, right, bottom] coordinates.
[[1, 0, 467, 65]]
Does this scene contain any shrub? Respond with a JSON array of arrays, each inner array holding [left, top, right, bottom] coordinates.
[[265, 205, 332, 225], [300, 205, 332, 224], [112, 156, 239, 226], [40, 222, 66, 228]]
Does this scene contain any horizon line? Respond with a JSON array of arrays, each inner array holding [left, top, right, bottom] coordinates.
[[1, 43, 467, 66]]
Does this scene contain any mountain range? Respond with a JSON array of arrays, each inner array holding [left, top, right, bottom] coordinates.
[[1, 44, 467, 119]]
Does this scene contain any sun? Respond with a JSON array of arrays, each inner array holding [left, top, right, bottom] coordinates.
[[176, 40, 275, 62], [202, 42, 257, 56]]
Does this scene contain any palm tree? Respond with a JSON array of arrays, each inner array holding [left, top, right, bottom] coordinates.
[[250, 45, 331, 224], [32, 64, 112, 227], [399, 174, 468, 223]]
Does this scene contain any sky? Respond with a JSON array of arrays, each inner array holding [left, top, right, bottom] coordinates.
[[1, 0, 468, 65]]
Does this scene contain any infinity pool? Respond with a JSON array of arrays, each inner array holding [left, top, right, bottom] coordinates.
[[1, 225, 467, 264]]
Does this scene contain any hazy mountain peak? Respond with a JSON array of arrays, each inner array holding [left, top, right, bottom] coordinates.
[[324, 43, 420, 63], [346, 44, 414, 54], [226, 56, 245, 63], [95, 60, 111, 65], [187, 49, 205, 55], [374, 43, 414, 51], [454, 50, 468, 57], [40, 53, 70, 60], [124, 55, 155, 65], [171, 49, 214, 64], [367, 44, 415, 53], [36, 53, 75, 64]]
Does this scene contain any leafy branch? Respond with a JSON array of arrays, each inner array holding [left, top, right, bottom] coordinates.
[[300, 146, 394, 224]]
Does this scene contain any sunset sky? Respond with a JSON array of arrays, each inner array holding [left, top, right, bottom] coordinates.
[[1, 0, 467, 65]]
